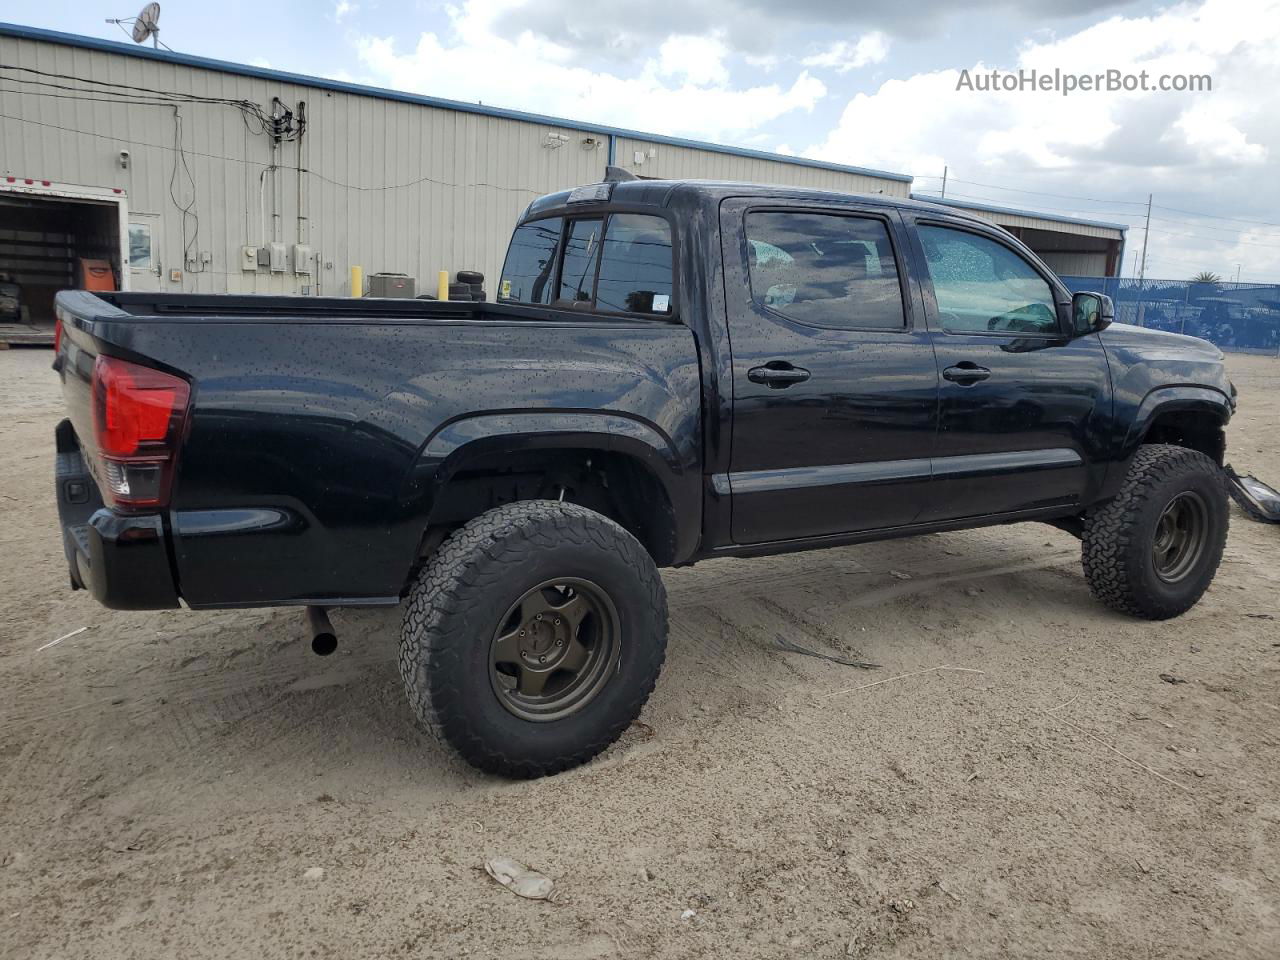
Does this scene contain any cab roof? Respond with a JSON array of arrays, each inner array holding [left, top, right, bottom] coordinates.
[[521, 179, 1001, 231]]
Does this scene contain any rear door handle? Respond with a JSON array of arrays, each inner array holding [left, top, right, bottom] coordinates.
[[943, 363, 991, 385], [748, 363, 811, 387]]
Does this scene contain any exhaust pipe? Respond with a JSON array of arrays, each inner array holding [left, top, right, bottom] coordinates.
[[306, 605, 337, 656]]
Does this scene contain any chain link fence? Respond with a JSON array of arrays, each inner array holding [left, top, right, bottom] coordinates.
[[1059, 276, 1280, 354]]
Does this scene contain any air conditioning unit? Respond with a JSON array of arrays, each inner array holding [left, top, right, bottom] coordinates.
[[368, 272, 416, 298]]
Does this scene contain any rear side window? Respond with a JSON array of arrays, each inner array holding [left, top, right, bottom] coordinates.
[[499, 217, 563, 305], [557, 219, 603, 303], [744, 211, 906, 331], [595, 215, 674, 315]]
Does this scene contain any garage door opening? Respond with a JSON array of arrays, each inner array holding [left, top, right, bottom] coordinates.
[[0, 184, 126, 346]]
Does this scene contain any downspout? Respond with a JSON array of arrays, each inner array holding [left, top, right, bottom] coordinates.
[[607, 133, 616, 168]]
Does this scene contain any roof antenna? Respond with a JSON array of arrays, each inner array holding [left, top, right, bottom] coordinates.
[[604, 165, 638, 183], [106, 2, 163, 49]]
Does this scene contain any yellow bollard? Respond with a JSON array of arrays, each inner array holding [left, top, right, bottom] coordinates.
[[437, 270, 449, 301], [350, 265, 363, 298]]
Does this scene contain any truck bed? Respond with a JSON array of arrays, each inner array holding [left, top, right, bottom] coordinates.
[[54, 289, 703, 609]]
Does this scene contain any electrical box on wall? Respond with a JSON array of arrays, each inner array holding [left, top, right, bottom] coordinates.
[[242, 245, 258, 270], [293, 244, 312, 275], [268, 242, 287, 273]]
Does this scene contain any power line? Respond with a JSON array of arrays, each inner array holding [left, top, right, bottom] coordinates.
[[0, 63, 282, 137], [914, 189, 1138, 223], [1154, 204, 1280, 230], [0, 109, 552, 197], [1148, 226, 1280, 249], [913, 174, 1149, 206], [917, 188, 1280, 245], [1148, 214, 1280, 238], [0, 62, 265, 110], [916, 170, 1280, 233]]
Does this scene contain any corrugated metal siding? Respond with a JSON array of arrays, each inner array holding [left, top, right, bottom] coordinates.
[[1039, 251, 1110, 276], [1, 35, 605, 294], [615, 137, 910, 198], [940, 203, 1124, 240]]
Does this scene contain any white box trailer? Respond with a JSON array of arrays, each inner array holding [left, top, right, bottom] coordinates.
[[0, 178, 135, 344]]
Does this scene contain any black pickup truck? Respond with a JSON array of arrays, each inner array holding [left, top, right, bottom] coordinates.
[[54, 177, 1236, 777]]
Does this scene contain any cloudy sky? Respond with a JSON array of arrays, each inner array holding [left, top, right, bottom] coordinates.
[[14, 0, 1280, 280]]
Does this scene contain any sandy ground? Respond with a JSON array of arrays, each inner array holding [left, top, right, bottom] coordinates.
[[1, 347, 1278, 960]]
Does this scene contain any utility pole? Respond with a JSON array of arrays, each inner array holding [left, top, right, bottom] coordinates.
[[1138, 193, 1152, 284], [941, 165, 948, 199], [1234, 263, 1242, 284]]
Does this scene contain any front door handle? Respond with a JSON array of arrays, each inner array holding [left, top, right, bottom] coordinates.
[[943, 362, 991, 385], [748, 363, 811, 388]]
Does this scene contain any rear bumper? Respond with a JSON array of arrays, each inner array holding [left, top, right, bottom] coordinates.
[[65, 510, 181, 610], [56, 419, 180, 610]]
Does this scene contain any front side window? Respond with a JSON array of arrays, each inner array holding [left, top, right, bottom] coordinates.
[[743, 211, 906, 330], [918, 225, 1059, 335], [595, 214, 674, 314], [499, 217, 563, 305], [557, 219, 602, 303]]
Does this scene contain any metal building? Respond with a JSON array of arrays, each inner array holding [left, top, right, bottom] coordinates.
[[912, 195, 1127, 278], [0, 22, 908, 325], [0, 21, 1125, 341]]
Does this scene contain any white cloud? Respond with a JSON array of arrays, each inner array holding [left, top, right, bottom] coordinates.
[[802, 32, 891, 72], [806, 0, 1280, 278], [744, 52, 782, 71], [353, 1, 826, 141], [657, 34, 731, 87], [333, 1, 358, 23]]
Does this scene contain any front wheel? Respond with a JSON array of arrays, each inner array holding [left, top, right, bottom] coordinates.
[[399, 500, 668, 777], [1082, 444, 1228, 620]]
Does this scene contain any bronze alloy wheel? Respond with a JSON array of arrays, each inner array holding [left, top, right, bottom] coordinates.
[[1152, 490, 1210, 583], [489, 578, 621, 722]]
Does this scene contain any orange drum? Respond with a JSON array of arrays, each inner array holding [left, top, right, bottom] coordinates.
[[78, 259, 116, 291]]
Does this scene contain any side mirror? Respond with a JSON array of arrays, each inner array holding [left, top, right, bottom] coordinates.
[[1071, 291, 1114, 336]]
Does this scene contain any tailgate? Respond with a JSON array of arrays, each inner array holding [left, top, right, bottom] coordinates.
[[52, 290, 182, 609]]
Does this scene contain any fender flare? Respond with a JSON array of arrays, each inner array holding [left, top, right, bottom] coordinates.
[[1122, 385, 1232, 458], [400, 410, 700, 561]]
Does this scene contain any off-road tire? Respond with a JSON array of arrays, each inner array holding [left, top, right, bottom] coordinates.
[[1082, 444, 1227, 620], [399, 500, 667, 777]]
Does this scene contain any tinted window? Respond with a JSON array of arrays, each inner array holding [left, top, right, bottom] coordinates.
[[499, 217, 562, 305], [557, 219, 602, 303], [595, 215, 674, 315], [744, 211, 905, 330], [918, 225, 1059, 335]]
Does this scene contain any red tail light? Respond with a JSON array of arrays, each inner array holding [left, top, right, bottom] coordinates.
[[91, 355, 191, 509], [53, 315, 62, 354]]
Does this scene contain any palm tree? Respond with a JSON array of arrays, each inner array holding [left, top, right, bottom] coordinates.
[[1191, 271, 1221, 284]]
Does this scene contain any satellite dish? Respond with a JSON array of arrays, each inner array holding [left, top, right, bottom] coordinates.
[[131, 3, 160, 45]]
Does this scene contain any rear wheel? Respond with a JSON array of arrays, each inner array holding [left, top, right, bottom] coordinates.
[[1082, 444, 1227, 619], [399, 500, 667, 777]]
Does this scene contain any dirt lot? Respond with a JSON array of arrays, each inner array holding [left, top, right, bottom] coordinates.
[[1, 347, 1278, 960]]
